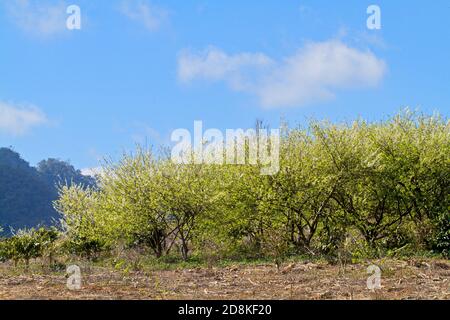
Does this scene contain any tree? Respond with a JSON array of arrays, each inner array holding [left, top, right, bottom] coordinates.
[[154, 159, 220, 260], [95, 148, 170, 258], [54, 184, 107, 259]]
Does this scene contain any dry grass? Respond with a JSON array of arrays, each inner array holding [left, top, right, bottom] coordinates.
[[0, 258, 448, 300]]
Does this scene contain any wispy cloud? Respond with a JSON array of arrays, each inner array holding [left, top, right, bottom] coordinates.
[[81, 166, 103, 177], [178, 47, 273, 90], [4, 0, 68, 37], [0, 101, 48, 135], [119, 0, 169, 32], [178, 40, 387, 108]]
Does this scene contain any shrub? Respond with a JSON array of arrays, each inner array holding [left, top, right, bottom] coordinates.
[[1, 227, 59, 268]]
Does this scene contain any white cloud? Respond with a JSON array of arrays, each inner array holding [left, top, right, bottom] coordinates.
[[5, 0, 67, 37], [120, 0, 168, 32], [178, 47, 273, 84], [178, 40, 387, 108], [81, 166, 103, 177], [0, 102, 48, 135]]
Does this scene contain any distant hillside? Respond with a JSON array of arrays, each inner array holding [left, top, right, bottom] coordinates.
[[0, 148, 96, 234]]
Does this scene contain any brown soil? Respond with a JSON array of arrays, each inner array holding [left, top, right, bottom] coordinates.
[[0, 258, 448, 300]]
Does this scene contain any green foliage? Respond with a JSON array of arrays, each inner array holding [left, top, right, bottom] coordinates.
[[53, 111, 449, 263], [0, 227, 59, 267], [431, 210, 450, 257], [0, 238, 13, 262], [54, 184, 108, 259]]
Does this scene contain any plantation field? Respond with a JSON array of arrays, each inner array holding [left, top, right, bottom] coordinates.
[[0, 258, 448, 300], [1, 113, 448, 301]]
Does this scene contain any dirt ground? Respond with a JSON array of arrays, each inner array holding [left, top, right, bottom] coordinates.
[[0, 258, 449, 300]]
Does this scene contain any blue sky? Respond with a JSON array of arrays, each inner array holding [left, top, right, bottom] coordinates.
[[0, 0, 449, 172]]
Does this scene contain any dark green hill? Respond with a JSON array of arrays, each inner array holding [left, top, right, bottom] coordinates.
[[0, 148, 96, 233]]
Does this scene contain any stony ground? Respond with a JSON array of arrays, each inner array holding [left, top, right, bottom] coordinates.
[[0, 258, 449, 300]]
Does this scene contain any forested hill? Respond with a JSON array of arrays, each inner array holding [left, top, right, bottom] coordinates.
[[0, 147, 96, 234]]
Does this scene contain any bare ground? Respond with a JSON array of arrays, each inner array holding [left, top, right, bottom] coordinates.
[[0, 258, 449, 300]]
